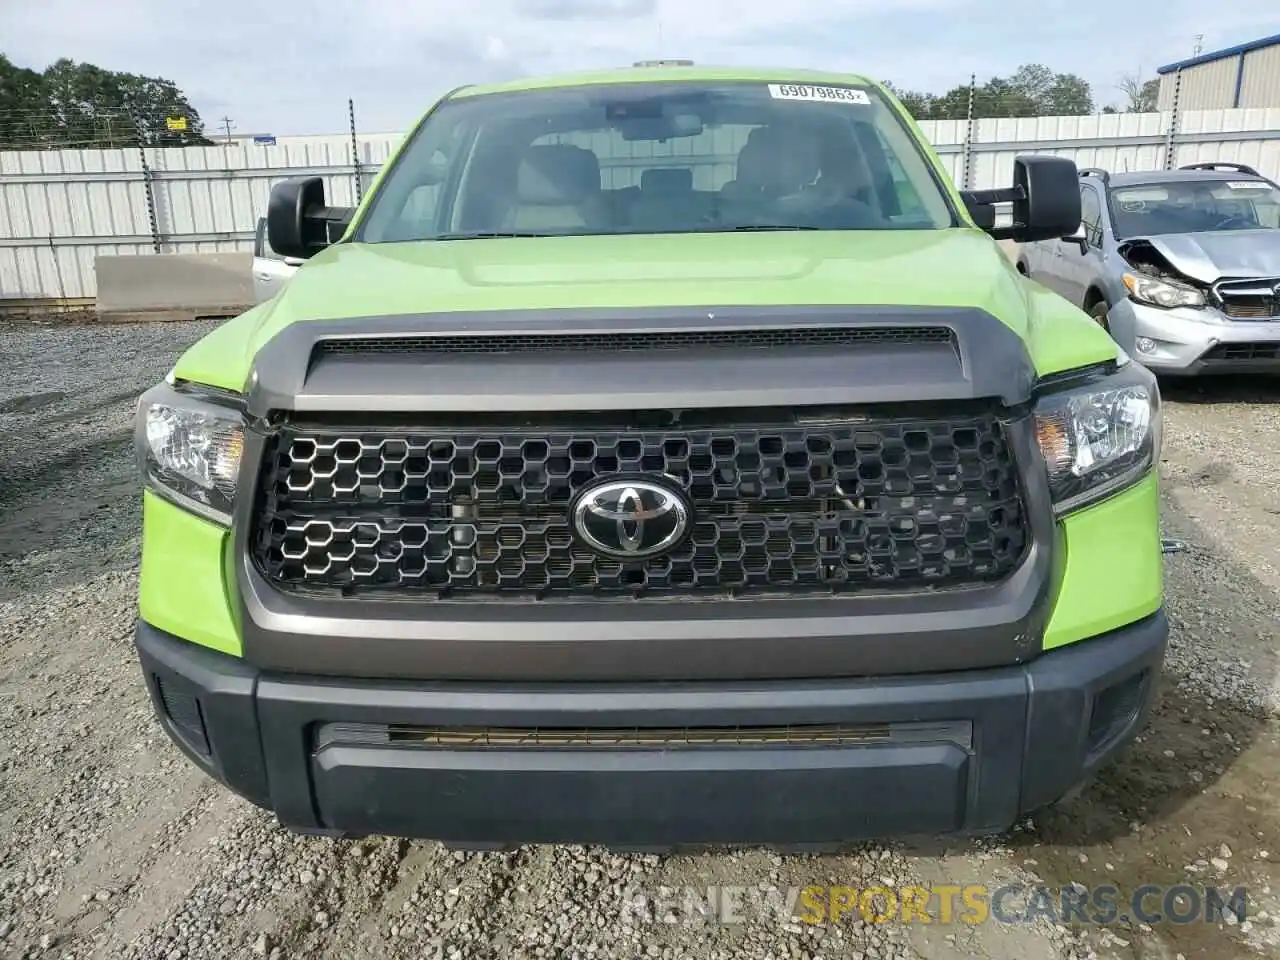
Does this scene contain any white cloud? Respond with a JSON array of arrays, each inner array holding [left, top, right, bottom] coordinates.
[[522, 0, 658, 20], [1, 0, 1276, 134], [484, 36, 511, 62]]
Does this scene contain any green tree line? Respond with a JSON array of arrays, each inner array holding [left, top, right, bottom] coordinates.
[[2, 52, 1162, 151], [886, 64, 1160, 119], [0, 53, 211, 149]]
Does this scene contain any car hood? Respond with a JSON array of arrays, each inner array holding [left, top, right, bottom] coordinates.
[[1129, 230, 1280, 284], [172, 230, 1114, 391]]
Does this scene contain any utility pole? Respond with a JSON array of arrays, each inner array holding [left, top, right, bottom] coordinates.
[[219, 116, 235, 145], [1193, 34, 1204, 56], [348, 99, 363, 204]]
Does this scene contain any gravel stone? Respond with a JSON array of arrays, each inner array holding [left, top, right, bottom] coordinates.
[[3, 320, 1280, 960]]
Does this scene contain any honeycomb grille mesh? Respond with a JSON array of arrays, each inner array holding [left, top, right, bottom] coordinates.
[[314, 326, 956, 357], [251, 409, 1029, 600]]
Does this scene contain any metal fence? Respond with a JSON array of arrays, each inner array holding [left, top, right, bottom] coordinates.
[[2, 107, 1279, 302]]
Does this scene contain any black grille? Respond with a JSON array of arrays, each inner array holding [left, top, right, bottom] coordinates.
[[251, 407, 1029, 600], [313, 720, 973, 749], [314, 326, 956, 357], [1203, 342, 1280, 362]]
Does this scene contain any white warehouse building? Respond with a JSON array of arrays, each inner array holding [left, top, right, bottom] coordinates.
[[1157, 32, 1280, 110]]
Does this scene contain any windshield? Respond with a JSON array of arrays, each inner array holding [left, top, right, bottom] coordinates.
[[356, 81, 956, 242], [1110, 178, 1280, 239]]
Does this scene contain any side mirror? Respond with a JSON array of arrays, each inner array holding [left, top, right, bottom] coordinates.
[[1011, 156, 1081, 242], [266, 177, 356, 260], [961, 193, 996, 230], [1062, 223, 1088, 254], [962, 155, 1082, 244]]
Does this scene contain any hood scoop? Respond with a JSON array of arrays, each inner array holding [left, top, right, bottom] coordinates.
[[246, 305, 1036, 416], [312, 325, 957, 359]]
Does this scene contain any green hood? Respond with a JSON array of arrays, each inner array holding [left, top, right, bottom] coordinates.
[[173, 229, 1116, 392]]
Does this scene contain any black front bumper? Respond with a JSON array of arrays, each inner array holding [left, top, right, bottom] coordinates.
[[135, 612, 1167, 847]]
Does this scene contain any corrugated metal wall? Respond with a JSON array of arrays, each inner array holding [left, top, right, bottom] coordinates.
[[0, 134, 401, 301], [2, 109, 1279, 301], [1156, 59, 1241, 111], [1241, 45, 1280, 109], [1158, 43, 1280, 110]]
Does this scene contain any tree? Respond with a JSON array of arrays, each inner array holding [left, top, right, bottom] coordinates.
[[1042, 73, 1094, 114], [0, 54, 47, 146], [1007, 63, 1094, 115], [931, 83, 981, 120], [1117, 73, 1160, 112], [1008, 64, 1056, 108], [42, 58, 210, 146], [1, 53, 211, 149], [972, 77, 1038, 117], [882, 82, 936, 120], [884, 64, 1095, 120]]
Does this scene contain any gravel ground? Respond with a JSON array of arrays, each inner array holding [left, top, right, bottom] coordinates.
[[1, 317, 1278, 960]]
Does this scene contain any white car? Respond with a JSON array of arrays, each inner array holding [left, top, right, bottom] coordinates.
[[252, 216, 301, 303]]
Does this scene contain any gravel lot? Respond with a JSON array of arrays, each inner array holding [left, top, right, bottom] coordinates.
[[1, 317, 1278, 960]]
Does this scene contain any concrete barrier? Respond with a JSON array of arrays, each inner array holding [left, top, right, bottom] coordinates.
[[95, 253, 253, 322]]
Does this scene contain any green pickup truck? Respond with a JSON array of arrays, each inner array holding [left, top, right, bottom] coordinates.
[[133, 63, 1166, 848]]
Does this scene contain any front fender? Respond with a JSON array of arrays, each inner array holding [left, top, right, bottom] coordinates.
[[1022, 281, 1120, 376], [170, 300, 278, 393]]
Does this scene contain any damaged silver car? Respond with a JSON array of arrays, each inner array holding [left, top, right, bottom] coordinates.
[[1017, 162, 1280, 375]]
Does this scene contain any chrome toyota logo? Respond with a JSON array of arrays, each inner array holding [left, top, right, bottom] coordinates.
[[571, 479, 690, 559]]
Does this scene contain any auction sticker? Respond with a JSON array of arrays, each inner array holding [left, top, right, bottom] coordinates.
[[768, 83, 870, 105]]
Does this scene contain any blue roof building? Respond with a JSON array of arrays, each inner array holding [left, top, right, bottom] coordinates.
[[1156, 33, 1280, 110]]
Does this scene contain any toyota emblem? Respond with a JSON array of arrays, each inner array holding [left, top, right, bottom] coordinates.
[[571, 479, 690, 560]]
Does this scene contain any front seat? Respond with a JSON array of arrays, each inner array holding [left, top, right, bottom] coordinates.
[[719, 125, 820, 212], [630, 167, 696, 230], [502, 144, 608, 232]]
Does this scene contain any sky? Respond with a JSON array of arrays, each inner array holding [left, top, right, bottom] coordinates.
[[3, 0, 1277, 136]]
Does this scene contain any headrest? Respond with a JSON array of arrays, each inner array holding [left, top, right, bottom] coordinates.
[[641, 167, 693, 193], [516, 144, 601, 205], [733, 125, 819, 190], [734, 134, 777, 187]]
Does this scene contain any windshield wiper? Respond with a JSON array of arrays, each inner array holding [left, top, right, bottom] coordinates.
[[430, 231, 556, 240], [425, 226, 825, 240], [710, 224, 822, 232]]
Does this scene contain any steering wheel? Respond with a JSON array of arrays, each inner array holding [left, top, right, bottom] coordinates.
[[1210, 215, 1253, 230]]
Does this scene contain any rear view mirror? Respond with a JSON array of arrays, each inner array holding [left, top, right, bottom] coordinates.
[[612, 99, 705, 141], [962, 155, 1082, 244], [267, 177, 356, 260], [620, 116, 704, 141]]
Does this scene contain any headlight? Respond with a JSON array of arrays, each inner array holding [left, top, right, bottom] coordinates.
[[1034, 363, 1161, 515], [135, 383, 245, 525], [1122, 272, 1205, 309]]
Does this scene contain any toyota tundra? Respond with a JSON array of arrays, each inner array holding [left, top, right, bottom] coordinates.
[[133, 63, 1167, 848]]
